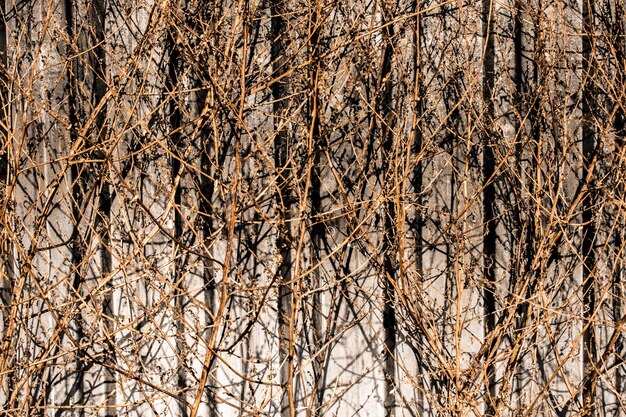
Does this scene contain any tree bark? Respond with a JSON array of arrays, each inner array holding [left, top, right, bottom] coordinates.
[[308, 2, 325, 415], [65, 0, 86, 412], [0, 0, 11, 406], [166, 18, 189, 417], [411, 0, 425, 413], [379, 2, 397, 416], [612, 2, 625, 409], [482, 0, 497, 414], [582, 0, 597, 415]]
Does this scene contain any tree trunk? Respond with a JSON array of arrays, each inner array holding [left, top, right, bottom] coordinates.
[[379, 2, 397, 416], [65, 0, 86, 412], [411, 0, 425, 413], [166, 18, 189, 417], [582, 0, 597, 415], [0, 0, 11, 405], [482, 0, 497, 414], [308, 2, 325, 415], [84, 0, 115, 411]]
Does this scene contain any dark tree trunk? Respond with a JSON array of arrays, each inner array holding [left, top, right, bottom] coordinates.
[[308, 3, 325, 416], [64, 0, 85, 413], [582, 1, 597, 416], [85, 0, 115, 412], [198, 107, 218, 417], [166, 19, 188, 417], [482, 0, 497, 414], [0, 0, 8, 314], [379, 3, 397, 416], [0, 0, 11, 406], [411, 0, 425, 413]]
